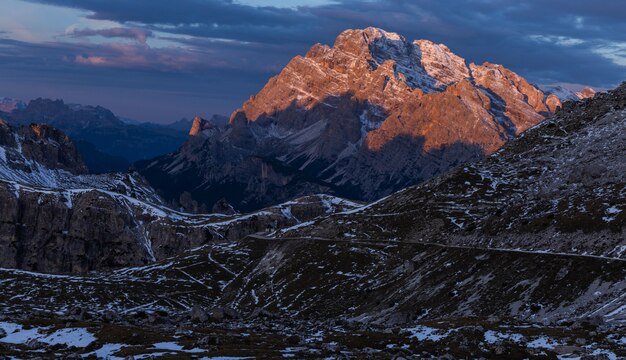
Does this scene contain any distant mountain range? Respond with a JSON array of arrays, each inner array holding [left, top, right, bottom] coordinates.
[[0, 98, 226, 173], [137, 27, 578, 212]]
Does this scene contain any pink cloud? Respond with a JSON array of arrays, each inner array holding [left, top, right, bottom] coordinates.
[[67, 27, 152, 44], [75, 55, 107, 65], [72, 42, 228, 71]]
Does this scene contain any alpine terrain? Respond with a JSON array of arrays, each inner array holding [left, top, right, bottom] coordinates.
[[0, 75, 624, 358], [137, 28, 567, 212], [0, 119, 361, 273]]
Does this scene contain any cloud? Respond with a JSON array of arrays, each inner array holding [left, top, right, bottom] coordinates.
[[528, 35, 585, 47], [25, 0, 305, 28], [67, 27, 153, 44], [5, 0, 626, 122], [593, 41, 626, 67], [0, 36, 274, 122], [74, 54, 106, 65], [71, 42, 233, 71]]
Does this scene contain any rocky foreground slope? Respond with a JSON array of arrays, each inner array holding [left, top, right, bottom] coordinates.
[[282, 82, 626, 259], [0, 85, 623, 359], [138, 27, 564, 212], [0, 120, 360, 273]]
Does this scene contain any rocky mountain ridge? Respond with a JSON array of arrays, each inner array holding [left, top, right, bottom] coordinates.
[[3, 98, 190, 173], [0, 52, 624, 360], [0, 120, 88, 175], [0, 121, 361, 273], [138, 27, 567, 212], [0, 83, 624, 357], [279, 82, 626, 259]]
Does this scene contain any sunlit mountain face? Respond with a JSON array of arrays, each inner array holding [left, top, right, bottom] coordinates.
[[0, 1, 625, 358], [136, 27, 566, 212]]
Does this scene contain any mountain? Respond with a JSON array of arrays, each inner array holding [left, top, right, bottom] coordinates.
[[137, 27, 564, 212], [160, 117, 195, 132], [0, 83, 624, 358], [540, 85, 581, 101], [281, 82, 626, 256], [4, 98, 188, 173], [72, 140, 131, 173], [0, 120, 87, 175], [118, 116, 143, 125], [0, 120, 361, 273]]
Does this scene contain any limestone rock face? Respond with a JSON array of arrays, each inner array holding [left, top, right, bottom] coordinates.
[[137, 27, 560, 212], [545, 94, 562, 112], [0, 172, 358, 273], [188, 116, 218, 137]]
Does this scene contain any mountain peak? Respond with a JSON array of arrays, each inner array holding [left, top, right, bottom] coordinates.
[[324, 27, 471, 93], [0, 121, 88, 174], [576, 87, 596, 99], [139, 27, 564, 212], [336, 27, 403, 45], [188, 116, 215, 136]]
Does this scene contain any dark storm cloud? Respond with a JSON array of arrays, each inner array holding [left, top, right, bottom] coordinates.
[[7, 0, 626, 122], [25, 0, 305, 27], [24, 0, 626, 42]]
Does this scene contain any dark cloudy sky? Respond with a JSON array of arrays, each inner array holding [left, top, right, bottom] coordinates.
[[1, 0, 624, 123]]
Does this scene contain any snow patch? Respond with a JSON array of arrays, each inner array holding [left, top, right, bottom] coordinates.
[[403, 325, 454, 341], [0, 322, 95, 348], [603, 206, 622, 222], [483, 330, 523, 344], [527, 336, 562, 349]]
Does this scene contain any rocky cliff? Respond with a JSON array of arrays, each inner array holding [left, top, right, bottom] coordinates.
[[0, 121, 361, 273], [0, 120, 88, 174], [138, 27, 564, 212]]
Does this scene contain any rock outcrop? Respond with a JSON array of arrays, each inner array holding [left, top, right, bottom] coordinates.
[[137, 27, 562, 212], [0, 120, 88, 174], [188, 116, 218, 137]]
